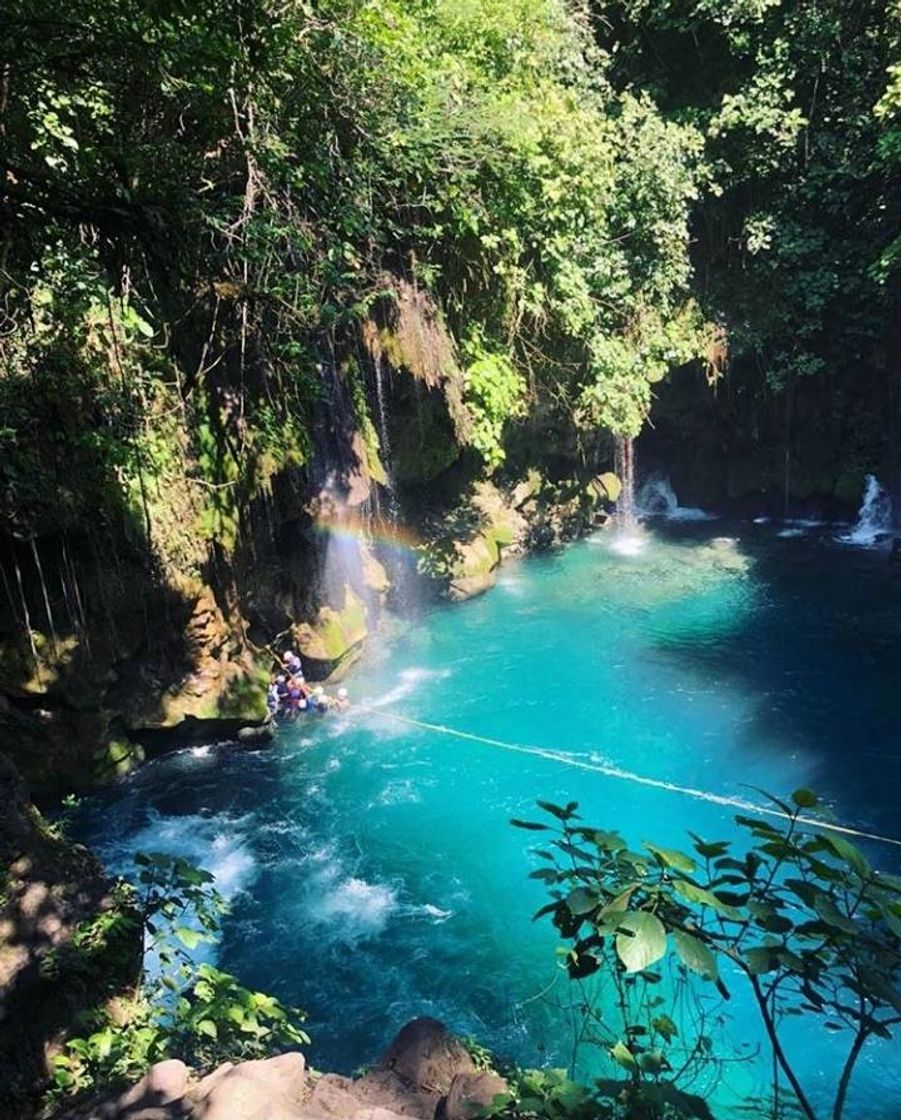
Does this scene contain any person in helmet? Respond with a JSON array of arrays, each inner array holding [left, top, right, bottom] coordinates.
[[282, 650, 304, 679]]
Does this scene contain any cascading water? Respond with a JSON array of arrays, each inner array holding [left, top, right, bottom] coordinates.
[[637, 473, 678, 517], [614, 436, 636, 528], [372, 354, 399, 527], [838, 474, 893, 546], [637, 473, 712, 522]]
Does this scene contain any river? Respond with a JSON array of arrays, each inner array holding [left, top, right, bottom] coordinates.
[[70, 518, 901, 1119]]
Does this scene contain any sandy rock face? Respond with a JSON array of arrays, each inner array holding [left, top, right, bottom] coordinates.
[[60, 1019, 507, 1120]]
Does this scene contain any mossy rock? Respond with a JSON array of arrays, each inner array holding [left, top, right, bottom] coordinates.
[[511, 469, 544, 509], [92, 737, 145, 782], [487, 521, 515, 547], [587, 471, 622, 504], [294, 586, 369, 672], [448, 535, 500, 601]]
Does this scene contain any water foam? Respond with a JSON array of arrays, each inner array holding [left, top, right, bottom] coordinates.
[[608, 531, 647, 557], [836, 474, 893, 547], [97, 809, 257, 903], [637, 474, 714, 522], [313, 876, 398, 942], [369, 666, 451, 709]]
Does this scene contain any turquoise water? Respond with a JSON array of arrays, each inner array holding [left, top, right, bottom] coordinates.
[[71, 521, 901, 1118]]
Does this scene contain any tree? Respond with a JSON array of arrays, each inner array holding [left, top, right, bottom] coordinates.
[[514, 792, 901, 1120]]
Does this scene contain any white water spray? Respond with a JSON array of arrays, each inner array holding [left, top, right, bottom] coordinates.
[[837, 474, 892, 546], [614, 437, 636, 529], [637, 473, 713, 522], [372, 354, 399, 526]]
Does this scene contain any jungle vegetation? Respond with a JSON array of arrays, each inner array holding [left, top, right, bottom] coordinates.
[[3, 0, 897, 570]]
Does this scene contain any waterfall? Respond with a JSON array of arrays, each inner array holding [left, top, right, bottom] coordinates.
[[637, 473, 712, 521], [615, 437, 636, 528], [838, 474, 893, 546], [372, 354, 398, 527], [637, 473, 678, 517]]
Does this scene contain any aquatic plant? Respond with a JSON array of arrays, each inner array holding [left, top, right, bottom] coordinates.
[[515, 793, 901, 1120]]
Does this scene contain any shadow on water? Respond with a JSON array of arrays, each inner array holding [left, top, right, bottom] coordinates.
[[645, 519, 901, 845]]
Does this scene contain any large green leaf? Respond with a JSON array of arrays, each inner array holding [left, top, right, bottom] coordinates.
[[174, 926, 204, 950], [813, 894, 858, 935], [743, 947, 778, 976], [610, 1040, 637, 1070], [673, 929, 718, 980], [821, 833, 871, 879], [673, 879, 742, 919], [614, 911, 667, 973], [566, 887, 598, 915], [644, 842, 697, 874]]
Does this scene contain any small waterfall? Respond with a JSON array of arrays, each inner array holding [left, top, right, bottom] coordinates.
[[372, 354, 398, 527], [615, 436, 636, 528], [838, 474, 893, 546], [638, 473, 678, 517], [637, 473, 712, 521], [373, 354, 391, 467]]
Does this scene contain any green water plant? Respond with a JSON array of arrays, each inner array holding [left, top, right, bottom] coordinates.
[[514, 792, 901, 1120], [47, 853, 307, 1109]]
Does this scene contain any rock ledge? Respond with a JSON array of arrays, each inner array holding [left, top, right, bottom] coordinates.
[[60, 1018, 509, 1120]]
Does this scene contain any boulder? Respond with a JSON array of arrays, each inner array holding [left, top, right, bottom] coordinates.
[[307, 1074, 362, 1118], [75, 1059, 190, 1118], [193, 1053, 308, 1120], [375, 1018, 476, 1095], [293, 585, 369, 675], [447, 535, 499, 601], [353, 1068, 437, 1118], [439, 1072, 509, 1120]]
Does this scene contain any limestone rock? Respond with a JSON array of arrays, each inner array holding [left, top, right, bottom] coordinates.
[[307, 1074, 362, 1118], [376, 1017, 476, 1095], [49, 1020, 502, 1120], [510, 469, 544, 510], [353, 1068, 437, 1117], [448, 535, 499, 601], [193, 1053, 308, 1120], [79, 1059, 190, 1118], [440, 1071, 509, 1120], [293, 585, 369, 674]]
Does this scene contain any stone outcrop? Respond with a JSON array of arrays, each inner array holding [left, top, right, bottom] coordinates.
[[292, 585, 370, 678], [58, 1018, 509, 1120], [421, 474, 615, 602]]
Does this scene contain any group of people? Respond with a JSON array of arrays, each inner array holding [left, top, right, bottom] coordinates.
[[267, 649, 349, 719]]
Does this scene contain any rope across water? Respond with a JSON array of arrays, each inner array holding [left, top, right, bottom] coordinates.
[[367, 708, 901, 850]]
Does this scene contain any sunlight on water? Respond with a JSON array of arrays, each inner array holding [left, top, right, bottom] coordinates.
[[71, 522, 901, 1120]]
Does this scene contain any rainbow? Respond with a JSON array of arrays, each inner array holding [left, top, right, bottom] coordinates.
[[312, 511, 424, 556]]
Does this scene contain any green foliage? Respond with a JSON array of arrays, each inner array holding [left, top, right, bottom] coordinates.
[[595, 0, 900, 393], [515, 793, 901, 1120], [1, 0, 711, 567], [47, 853, 307, 1108], [501, 1067, 603, 1120], [463, 338, 526, 469]]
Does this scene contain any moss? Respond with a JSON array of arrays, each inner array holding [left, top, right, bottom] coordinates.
[[92, 738, 145, 782], [487, 521, 514, 547], [294, 586, 369, 666], [216, 663, 270, 720]]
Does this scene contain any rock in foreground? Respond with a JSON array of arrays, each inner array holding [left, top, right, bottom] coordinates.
[[60, 1018, 509, 1120]]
